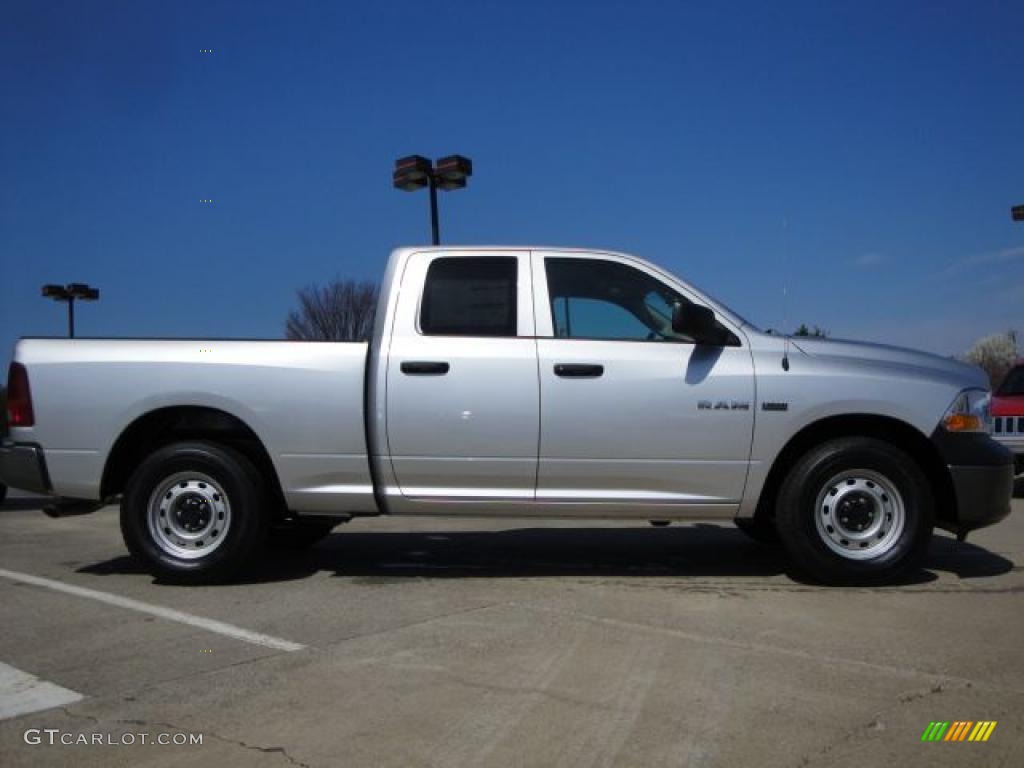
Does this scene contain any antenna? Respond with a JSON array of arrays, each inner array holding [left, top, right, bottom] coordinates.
[[781, 217, 791, 371]]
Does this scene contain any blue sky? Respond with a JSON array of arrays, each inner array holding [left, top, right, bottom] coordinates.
[[1, 0, 1021, 358]]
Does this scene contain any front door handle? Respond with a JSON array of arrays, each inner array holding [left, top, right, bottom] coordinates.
[[401, 361, 450, 375], [554, 363, 604, 378]]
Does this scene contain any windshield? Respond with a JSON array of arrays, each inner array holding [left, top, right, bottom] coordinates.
[[998, 366, 1024, 396]]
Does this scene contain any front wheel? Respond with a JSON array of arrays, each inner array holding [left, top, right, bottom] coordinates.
[[121, 441, 270, 582], [775, 437, 933, 584]]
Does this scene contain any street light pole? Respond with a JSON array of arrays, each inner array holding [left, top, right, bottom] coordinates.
[[42, 283, 100, 338], [393, 155, 473, 246], [428, 173, 440, 246]]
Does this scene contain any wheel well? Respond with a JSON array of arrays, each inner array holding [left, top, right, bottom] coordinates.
[[101, 407, 285, 511], [754, 414, 955, 527]]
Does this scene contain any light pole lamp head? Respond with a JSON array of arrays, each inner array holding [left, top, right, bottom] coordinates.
[[435, 155, 472, 191], [42, 284, 70, 300], [435, 176, 467, 191], [1013, 205, 1024, 222], [393, 155, 432, 191], [67, 283, 99, 300]]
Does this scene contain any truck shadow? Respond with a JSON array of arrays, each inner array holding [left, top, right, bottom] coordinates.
[[80, 524, 1014, 587], [0, 498, 53, 512]]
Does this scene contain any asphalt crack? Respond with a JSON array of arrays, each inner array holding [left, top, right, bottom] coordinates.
[[438, 671, 613, 713], [59, 706, 101, 725], [897, 680, 948, 703], [205, 730, 313, 768], [796, 680, 960, 767], [325, 600, 511, 648], [59, 707, 313, 768], [518, 602, 1024, 696]]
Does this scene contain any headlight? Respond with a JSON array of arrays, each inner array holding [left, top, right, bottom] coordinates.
[[941, 389, 991, 433]]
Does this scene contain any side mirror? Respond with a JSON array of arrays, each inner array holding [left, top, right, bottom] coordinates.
[[672, 302, 718, 344]]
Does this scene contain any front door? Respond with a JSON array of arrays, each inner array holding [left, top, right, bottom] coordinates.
[[532, 252, 755, 517]]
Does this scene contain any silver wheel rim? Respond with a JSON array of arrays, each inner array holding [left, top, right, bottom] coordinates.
[[147, 472, 232, 559], [814, 469, 905, 560]]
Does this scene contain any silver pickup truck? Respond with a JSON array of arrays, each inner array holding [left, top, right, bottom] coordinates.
[[1, 247, 1014, 584]]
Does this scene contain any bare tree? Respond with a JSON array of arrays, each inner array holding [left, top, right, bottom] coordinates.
[[962, 329, 1019, 389], [285, 280, 379, 341]]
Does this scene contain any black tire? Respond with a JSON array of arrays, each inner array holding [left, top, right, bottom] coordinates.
[[269, 518, 338, 549], [0, 482, 7, 505], [734, 516, 779, 544], [775, 437, 933, 585], [120, 441, 270, 583]]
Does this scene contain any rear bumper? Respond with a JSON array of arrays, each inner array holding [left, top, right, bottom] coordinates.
[[931, 430, 1014, 533], [0, 441, 51, 495]]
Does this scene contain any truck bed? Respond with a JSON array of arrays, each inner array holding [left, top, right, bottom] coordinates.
[[12, 338, 375, 514]]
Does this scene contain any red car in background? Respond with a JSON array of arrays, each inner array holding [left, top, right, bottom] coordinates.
[[993, 361, 1024, 475]]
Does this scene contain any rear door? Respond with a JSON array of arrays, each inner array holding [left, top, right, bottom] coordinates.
[[384, 250, 539, 511], [532, 251, 755, 517]]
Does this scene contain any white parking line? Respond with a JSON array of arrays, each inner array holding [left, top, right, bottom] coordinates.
[[0, 662, 83, 720], [0, 568, 305, 653]]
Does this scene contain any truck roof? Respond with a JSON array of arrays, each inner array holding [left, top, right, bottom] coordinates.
[[391, 245, 638, 256]]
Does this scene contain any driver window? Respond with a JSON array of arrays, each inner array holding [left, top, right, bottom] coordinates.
[[545, 257, 692, 342]]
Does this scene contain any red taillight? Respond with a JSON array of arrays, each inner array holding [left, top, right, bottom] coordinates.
[[7, 362, 34, 427]]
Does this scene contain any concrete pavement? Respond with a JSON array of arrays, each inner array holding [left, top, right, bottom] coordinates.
[[1, 495, 1022, 767]]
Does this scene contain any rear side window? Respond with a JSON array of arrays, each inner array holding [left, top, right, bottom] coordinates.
[[420, 257, 518, 337]]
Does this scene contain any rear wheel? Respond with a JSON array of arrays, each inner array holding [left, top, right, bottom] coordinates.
[[775, 437, 933, 584], [121, 441, 270, 582]]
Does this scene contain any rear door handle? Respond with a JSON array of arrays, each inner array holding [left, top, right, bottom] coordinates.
[[400, 361, 450, 375], [554, 363, 604, 378]]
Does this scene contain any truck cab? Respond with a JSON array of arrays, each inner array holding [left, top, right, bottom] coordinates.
[[369, 248, 755, 519]]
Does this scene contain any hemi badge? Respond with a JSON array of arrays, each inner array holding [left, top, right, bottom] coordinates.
[[762, 402, 789, 412]]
